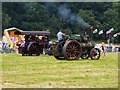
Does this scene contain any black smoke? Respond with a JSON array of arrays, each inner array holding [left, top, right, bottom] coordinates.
[[44, 3, 91, 28]]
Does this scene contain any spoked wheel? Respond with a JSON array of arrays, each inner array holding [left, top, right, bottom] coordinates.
[[90, 48, 100, 60], [53, 44, 65, 60], [81, 53, 89, 59], [28, 43, 41, 56], [81, 49, 90, 59], [63, 40, 82, 60], [53, 51, 65, 60], [54, 55, 65, 60]]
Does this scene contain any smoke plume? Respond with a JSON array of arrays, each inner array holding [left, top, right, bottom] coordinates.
[[45, 3, 91, 28]]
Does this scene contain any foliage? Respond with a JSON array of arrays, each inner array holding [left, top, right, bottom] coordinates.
[[2, 13, 11, 29], [64, 27, 72, 35], [2, 2, 119, 42]]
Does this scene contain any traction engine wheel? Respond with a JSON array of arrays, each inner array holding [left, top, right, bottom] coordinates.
[[53, 43, 65, 60], [81, 49, 90, 59], [90, 48, 100, 60], [28, 43, 41, 56], [54, 54, 65, 60], [63, 40, 82, 60], [81, 53, 89, 59]]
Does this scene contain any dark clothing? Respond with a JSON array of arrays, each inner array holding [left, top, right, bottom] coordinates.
[[118, 48, 120, 52], [25, 35, 29, 48], [21, 47, 25, 56], [59, 39, 64, 46], [102, 46, 105, 51]]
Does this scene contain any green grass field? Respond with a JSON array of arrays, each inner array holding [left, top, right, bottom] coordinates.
[[2, 52, 118, 88]]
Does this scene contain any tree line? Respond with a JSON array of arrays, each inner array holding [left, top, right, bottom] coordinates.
[[2, 2, 119, 43]]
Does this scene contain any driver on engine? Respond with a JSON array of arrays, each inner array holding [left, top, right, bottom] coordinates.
[[57, 30, 69, 46]]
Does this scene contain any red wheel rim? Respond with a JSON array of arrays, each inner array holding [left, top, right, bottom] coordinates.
[[66, 42, 80, 60]]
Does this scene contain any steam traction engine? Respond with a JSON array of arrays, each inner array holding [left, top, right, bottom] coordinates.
[[14, 31, 50, 56], [48, 33, 100, 60]]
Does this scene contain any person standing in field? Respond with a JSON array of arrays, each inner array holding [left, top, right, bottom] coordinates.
[[57, 30, 68, 46], [20, 40, 25, 56], [100, 42, 106, 58]]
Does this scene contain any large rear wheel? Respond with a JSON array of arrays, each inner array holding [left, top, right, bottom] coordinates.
[[63, 40, 82, 60], [28, 43, 41, 56]]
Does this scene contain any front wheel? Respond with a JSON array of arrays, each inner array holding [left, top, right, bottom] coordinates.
[[90, 48, 100, 60], [53, 51, 65, 60], [81, 53, 89, 59], [53, 44, 65, 60]]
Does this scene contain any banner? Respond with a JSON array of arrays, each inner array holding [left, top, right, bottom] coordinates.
[[93, 29, 98, 34], [117, 32, 120, 35], [106, 30, 111, 34], [106, 28, 114, 34], [113, 34, 117, 37], [109, 28, 114, 32], [99, 30, 103, 34]]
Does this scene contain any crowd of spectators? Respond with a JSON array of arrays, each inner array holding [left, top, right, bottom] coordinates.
[[0, 41, 16, 53], [95, 43, 120, 52]]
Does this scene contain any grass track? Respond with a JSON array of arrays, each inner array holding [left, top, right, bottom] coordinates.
[[2, 52, 118, 88]]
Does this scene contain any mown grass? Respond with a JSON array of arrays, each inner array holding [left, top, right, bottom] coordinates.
[[2, 52, 118, 88]]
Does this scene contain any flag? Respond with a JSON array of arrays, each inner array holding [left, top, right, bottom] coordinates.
[[99, 30, 103, 34], [106, 30, 111, 34], [109, 28, 114, 32], [88, 26, 93, 29], [113, 34, 117, 37], [107, 39, 110, 44], [93, 29, 98, 34], [117, 32, 120, 35]]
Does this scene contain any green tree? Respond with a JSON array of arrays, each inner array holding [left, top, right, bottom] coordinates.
[[64, 28, 72, 35], [2, 2, 119, 42], [2, 13, 11, 30]]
